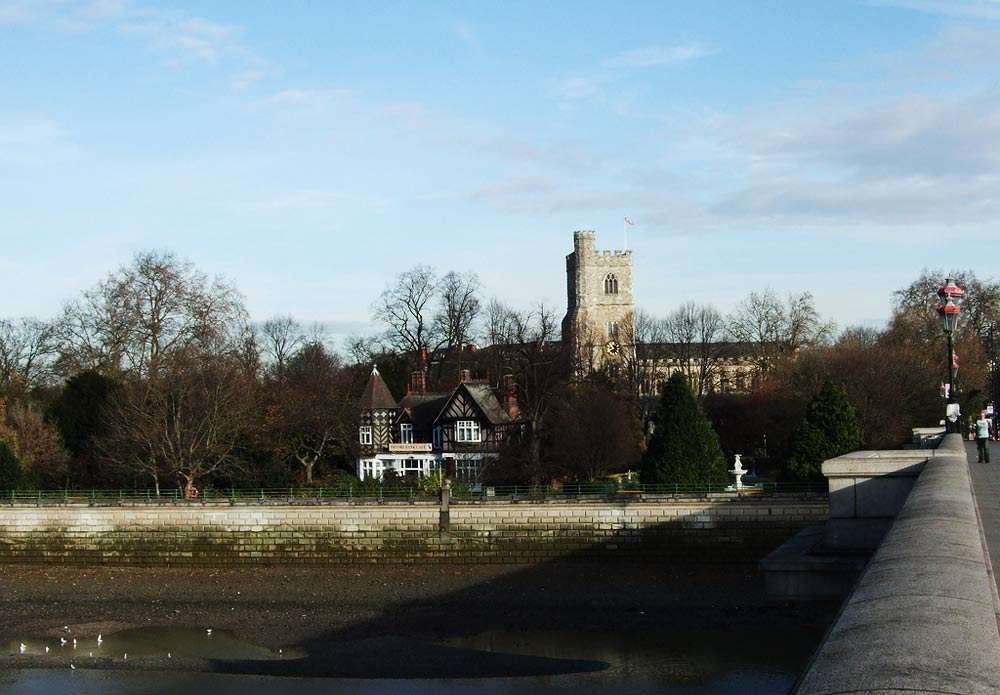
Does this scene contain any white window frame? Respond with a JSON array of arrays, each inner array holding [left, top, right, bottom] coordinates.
[[400, 423, 413, 444], [456, 458, 480, 482], [455, 420, 482, 443], [359, 426, 373, 445]]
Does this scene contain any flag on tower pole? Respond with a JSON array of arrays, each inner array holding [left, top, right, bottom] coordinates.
[[623, 215, 634, 249]]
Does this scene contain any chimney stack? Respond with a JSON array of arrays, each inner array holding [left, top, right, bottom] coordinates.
[[410, 370, 426, 395], [503, 375, 519, 420], [460, 369, 471, 383]]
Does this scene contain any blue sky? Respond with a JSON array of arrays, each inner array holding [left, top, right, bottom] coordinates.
[[2, 0, 999, 345]]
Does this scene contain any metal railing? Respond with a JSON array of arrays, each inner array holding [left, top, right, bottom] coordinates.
[[0, 480, 824, 504]]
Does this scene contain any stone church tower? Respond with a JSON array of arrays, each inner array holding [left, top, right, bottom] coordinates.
[[561, 230, 634, 368]]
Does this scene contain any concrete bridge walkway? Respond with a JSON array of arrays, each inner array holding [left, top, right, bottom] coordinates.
[[965, 438, 1000, 607]]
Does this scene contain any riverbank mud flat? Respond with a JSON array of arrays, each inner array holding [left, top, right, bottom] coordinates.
[[0, 562, 837, 678]]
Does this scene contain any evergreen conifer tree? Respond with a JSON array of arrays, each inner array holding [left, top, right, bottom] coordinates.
[[641, 372, 727, 486], [787, 379, 863, 479]]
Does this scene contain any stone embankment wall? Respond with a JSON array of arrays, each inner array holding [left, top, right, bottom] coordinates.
[[0, 497, 827, 566]]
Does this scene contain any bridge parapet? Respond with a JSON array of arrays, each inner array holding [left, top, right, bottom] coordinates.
[[795, 434, 1000, 694]]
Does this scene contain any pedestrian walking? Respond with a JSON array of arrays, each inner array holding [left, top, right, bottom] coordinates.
[[976, 413, 992, 463]]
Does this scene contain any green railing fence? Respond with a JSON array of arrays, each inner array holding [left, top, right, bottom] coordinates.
[[0, 480, 824, 503]]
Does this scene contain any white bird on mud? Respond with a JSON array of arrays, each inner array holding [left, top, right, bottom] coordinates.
[[70, 664, 75, 670], [59, 638, 67, 646], [206, 628, 212, 635], [45, 646, 49, 654], [19, 643, 26, 654], [72, 639, 77, 649], [123, 652, 127, 660], [96, 634, 102, 645]]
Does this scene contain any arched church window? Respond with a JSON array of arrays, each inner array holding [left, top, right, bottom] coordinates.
[[604, 273, 618, 295]]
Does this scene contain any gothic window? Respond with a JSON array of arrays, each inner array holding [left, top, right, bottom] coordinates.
[[607, 321, 619, 338], [604, 273, 618, 295]]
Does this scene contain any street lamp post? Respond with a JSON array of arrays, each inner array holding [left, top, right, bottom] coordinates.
[[938, 277, 965, 433]]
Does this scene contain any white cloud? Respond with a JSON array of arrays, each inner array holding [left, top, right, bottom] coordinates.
[[869, 0, 1000, 20], [450, 19, 480, 48], [259, 89, 353, 111], [551, 41, 714, 107], [602, 43, 716, 69]]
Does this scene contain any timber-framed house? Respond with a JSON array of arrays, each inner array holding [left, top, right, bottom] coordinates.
[[357, 367, 519, 482]]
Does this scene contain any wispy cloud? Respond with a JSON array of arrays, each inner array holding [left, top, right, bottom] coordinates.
[[602, 43, 716, 69], [551, 41, 714, 107], [869, 0, 1000, 20], [5, 1, 268, 72], [0, 117, 80, 166], [450, 18, 480, 48], [259, 88, 353, 111]]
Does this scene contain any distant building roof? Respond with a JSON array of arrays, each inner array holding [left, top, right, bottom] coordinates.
[[359, 366, 398, 410]]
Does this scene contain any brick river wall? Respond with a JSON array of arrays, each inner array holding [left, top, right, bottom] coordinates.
[[0, 496, 828, 566]]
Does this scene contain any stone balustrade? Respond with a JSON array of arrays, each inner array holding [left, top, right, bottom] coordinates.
[[795, 434, 1000, 694]]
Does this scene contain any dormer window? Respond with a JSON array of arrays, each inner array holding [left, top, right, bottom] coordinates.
[[604, 273, 618, 295], [400, 423, 413, 444], [455, 420, 481, 443]]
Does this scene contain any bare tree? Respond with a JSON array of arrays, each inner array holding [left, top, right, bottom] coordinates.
[[548, 382, 641, 480], [434, 270, 481, 369], [373, 265, 440, 367], [728, 289, 832, 385], [0, 318, 57, 394], [58, 250, 247, 380], [263, 342, 354, 484], [101, 351, 254, 496], [488, 301, 570, 484], [664, 302, 728, 397], [6, 401, 68, 486], [260, 314, 306, 376]]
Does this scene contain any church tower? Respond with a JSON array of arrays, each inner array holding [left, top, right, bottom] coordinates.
[[561, 231, 634, 369]]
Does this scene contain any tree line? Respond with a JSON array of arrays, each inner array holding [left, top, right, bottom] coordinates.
[[0, 251, 996, 491]]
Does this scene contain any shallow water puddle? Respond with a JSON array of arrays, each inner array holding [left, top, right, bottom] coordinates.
[[6, 627, 303, 661]]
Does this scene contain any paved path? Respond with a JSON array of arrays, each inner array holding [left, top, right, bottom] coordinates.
[[965, 439, 1000, 606]]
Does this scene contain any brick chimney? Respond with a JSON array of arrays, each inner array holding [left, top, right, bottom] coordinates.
[[503, 375, 519, 420], [460, 369, 471, 383], [410, 370, 426, 395]]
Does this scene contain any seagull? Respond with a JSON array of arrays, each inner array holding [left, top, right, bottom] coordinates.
[[72, 639, 77, 649], [123, 652, 127, 661], [206, 628, 212, 635], [45, 646, 49, 654], [167, 652, 171, 659], [70, 664, 75, 670], [60, 638, 67, 646], [96, 634, 102, 645], [19, 643, 26, 654]]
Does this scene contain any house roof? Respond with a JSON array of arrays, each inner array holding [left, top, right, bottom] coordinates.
[[461, 383, 512, 425], [358, 366, 398, 410], [397, 393, 449, 429]]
